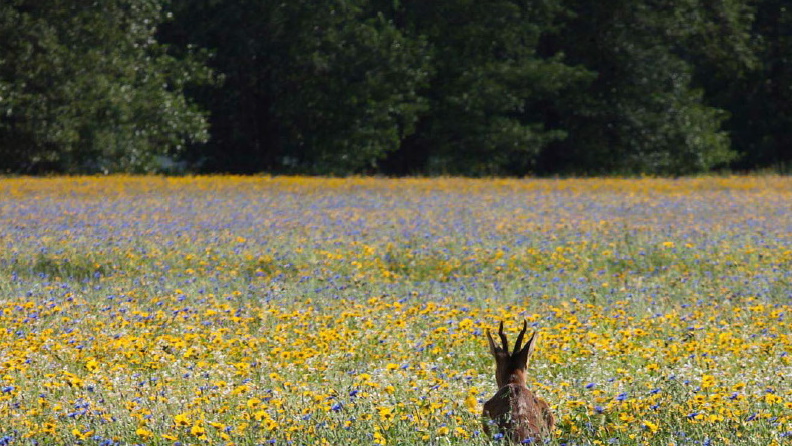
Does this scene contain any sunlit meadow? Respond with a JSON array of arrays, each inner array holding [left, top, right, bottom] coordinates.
[[0, 176, 791, 445]]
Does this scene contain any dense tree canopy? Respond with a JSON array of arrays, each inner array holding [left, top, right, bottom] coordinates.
[[1, 0, 790, 175], [534, 0, 748, 175], [0, 0, 210, 173]]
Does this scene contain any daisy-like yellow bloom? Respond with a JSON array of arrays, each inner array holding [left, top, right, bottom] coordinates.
[[377, 406, 395, 422], [85, 358, 99, 373], [173, 413, 192, 427], [190, 423, 207, 438], [135, 427, 153, 440], [642, 420, 659, 434], [72, 429, 94, 440]]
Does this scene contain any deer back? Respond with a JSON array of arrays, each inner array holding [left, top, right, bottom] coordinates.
[[482, 321, 554, 442], [483, 384, 554, 442]]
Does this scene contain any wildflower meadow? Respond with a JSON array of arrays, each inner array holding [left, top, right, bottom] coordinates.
[[0, 176, 790, 446]]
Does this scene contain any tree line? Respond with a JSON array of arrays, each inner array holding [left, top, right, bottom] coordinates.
[[1, 0, 790, 176]]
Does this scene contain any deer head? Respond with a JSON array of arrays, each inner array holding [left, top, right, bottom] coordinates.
[[486, 320, 538, 387]]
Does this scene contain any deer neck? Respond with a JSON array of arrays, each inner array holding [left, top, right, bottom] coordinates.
[[497, 368, 526, 387], [506, 369, 526, 386]]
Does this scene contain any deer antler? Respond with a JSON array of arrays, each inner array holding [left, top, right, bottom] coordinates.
[[498, 321, 509, 352], [513, 320, 528, 353]]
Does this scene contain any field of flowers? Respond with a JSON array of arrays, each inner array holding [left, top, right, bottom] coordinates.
[[0, 176, 790, 445]]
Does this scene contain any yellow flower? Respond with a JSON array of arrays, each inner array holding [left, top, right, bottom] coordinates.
[[707, 413, 724, 423], [72, 429, 94, 440], [764, 393, 783, 405], [464, 394, 479, 412], [85, 358, 99, 373], [641, 420, 659, 433], [174, 412, 192, 427], [135, 427, 154, 440], [566, 400, 586, 409], [190, 424, 206, 437], [377, 406, 395, 421], [373, 428, 387, 445], [619, 413, 636, 423], [263, 418, 279, 431]]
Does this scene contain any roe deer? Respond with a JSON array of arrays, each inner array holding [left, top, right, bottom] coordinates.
[[483, 321, 554, 443]]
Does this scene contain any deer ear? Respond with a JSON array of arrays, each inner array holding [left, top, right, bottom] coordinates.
[[515, 331, 538, 368]]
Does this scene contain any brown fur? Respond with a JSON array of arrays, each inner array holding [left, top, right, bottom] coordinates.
[[482, 321, 555, 443]]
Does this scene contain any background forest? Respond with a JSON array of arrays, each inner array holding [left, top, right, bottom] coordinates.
[[1, 0, 790, 176]]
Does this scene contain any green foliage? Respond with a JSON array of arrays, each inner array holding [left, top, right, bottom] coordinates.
[[269, 4, 431, 174], [0, 0, 210, 173], [166, 0, 430, 174], [383, 0, 594, 175], [712, 0, 792, 170], [2, 0, 790, 175], [537, 0, 742, 176]]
